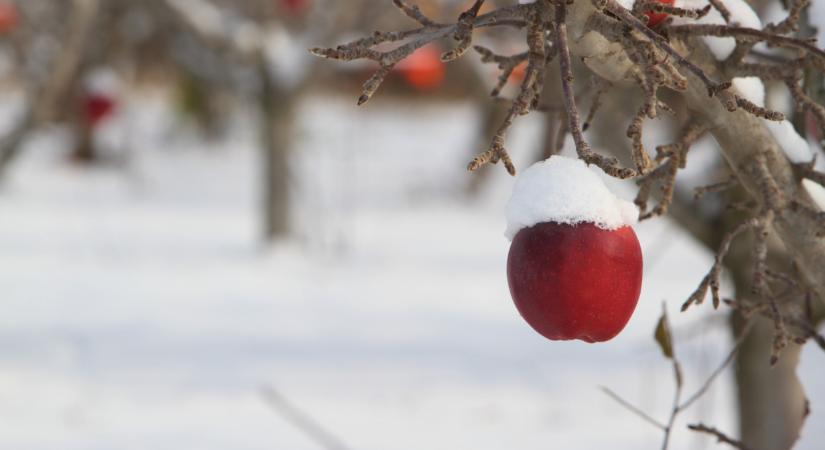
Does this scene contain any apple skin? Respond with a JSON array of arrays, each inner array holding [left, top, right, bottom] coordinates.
[[645, 0, 675, 27], [281, 0, 311, 16], [507, 221, 643, 343]]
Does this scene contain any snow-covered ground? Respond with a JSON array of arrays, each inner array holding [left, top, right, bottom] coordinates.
[[0, 93, 821, 450]]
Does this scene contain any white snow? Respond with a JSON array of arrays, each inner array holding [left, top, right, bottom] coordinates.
[[504, 156, 638, 239], [803, 179, 825, 210], [765, 120, 813, 163], [0, 92, 823, 450], [616, 0, 635, 9], [263, 25, 313, 90], [730, 76, 765, 107], [84, 67, 121, 96], [731, 77, 814, 164], [673, 0, 761, 60], [811, 0, 825, 50]]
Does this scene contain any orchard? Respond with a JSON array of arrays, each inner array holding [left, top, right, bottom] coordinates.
[[0, 0, 822, 449]]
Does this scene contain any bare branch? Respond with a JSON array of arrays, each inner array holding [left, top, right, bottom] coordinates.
[[260, 386, 351, 450], [599, 386, 667, 430], [688, 423, 753, 450], [441, 0, 485, 62], [679, 320, 754, 411], [559, 0, 635, 178], [391, 0, 439, 27]]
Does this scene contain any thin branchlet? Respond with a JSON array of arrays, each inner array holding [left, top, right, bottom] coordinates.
[[636, 121, 707, 219], [682, 217, 760, 311], [559, 0, 636, 178], [688, 423, 754, 450], [441, 0, 485, 62], [666, 24, 825, 70], [467, 3, 548, 175]]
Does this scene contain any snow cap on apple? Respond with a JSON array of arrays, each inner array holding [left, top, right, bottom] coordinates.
[[505, 156, 643, 343], [505, 156, 639, 240]]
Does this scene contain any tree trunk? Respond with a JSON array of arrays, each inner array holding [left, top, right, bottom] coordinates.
[[260, 65, 294, 240], [72, 122, 96, 162], [731, 313, 807, 450]]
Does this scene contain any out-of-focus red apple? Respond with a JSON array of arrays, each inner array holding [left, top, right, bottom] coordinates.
[[395, 45, 445, 91], [507, 221, 643, 343], [84, 94, 116, 128], [645, 0, 675, 27], [508, 61, 527, 85], [0, 2, 18, 34], [280, 0, 311, 16]]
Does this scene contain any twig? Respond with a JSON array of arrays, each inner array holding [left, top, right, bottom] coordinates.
[[260, 386, 352, 450], [679, 320, 754, 411], [666, 25, 825, 70], [310, 3, 530, 105], [682, 217, 760, 311], [688, 423, 753, 450], [599, 386, 667, 430], [467, 3, 549, 175], [441, 0, 485, 62], [557, 0, 635, 178], [600, 0, 730, 98]]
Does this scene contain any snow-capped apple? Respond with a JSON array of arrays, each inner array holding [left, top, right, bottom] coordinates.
[[0, 1, 18, 34], [395, 45, 445, 91], [504, 156, 643, 343], [645, 0, 674, 27]]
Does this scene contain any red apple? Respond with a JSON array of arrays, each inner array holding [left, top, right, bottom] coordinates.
[[281, 0, 311, 16], [0, 2, 18, 34], [507, 221, 643, 343], [396, 45, 445, 91], [84, 93, 116, 128], [507, 61, 527, 85], [645, 0, 674, 27]]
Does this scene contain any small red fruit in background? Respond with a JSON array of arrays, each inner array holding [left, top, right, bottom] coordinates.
[[280, 0, 311, 16], [395, 45, 445, 91], [82, 68, 120, 129], [84, 94, 116, 128], [508, 61, 527, 85], [644, 0, 674, 27], [507, 222, 643, 342], [0, 1, 18, 35]]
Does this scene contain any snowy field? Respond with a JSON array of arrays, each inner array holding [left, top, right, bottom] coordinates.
[[0, 92, 821, 450]]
